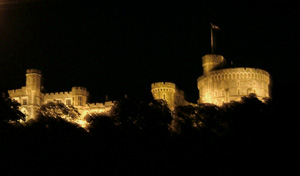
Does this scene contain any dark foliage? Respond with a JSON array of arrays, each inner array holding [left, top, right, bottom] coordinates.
[[0, 94, 284, 175], [38, 101, 80, 119], [0, 92, 25, 127]]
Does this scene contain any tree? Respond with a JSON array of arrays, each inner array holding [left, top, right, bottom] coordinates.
[[171, 103, 225, 137], [110, 98, 172, 137], [0, 92, 25, 126], [38, 101, 80, 120]]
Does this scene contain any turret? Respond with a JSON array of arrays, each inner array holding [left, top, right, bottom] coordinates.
[[202, 54, 226, 75], [71, 87, 89, 106], [151, 82, 176, 110], [26, 69, 42, 91]]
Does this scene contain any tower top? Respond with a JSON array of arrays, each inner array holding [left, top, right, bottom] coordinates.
[[26, 69, 41, 75], [151, 82, 176, 89]]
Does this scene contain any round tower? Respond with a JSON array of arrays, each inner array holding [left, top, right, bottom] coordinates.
[[26, 69, 42, 91], [151, 82, 176, 110], [202, 54, 226, 75]]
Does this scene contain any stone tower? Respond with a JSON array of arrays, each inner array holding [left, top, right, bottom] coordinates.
[[25, 69, 42, 119], [202, 54, 226, 75], [151, 82, 176, 110], [26, 69, 42, 91], [198, 54, 271, 106]]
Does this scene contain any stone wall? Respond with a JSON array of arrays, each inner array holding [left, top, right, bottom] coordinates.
[[197, 67, 271, 105]]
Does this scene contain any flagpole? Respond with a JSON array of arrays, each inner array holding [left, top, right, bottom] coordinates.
[[211, 24, 214, 54]]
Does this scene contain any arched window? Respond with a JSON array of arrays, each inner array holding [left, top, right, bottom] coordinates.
[[163, 94, 166, 100]]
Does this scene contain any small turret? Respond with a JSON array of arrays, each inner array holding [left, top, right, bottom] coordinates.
[[202, 54, 226, 75], [151, 82, 176, 110], [71, 87, 89, 106], [26, 69, 42, 91]]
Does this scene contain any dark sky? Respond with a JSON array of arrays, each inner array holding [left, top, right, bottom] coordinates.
[[0, 0, 298, 103]]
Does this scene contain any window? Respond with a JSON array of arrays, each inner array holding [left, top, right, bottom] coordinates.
[[46, 99, 52, 104], [22, 98, 28, 105], [237, 89, 241, 95], [163, 94, 166, 100], [221, 81, 224, 88], [66, 99, 72, 105], [13, 97, 20, 103], [56, 99, 62, 103], [222, 90, 225, 96], [78, 96, 83, 106]]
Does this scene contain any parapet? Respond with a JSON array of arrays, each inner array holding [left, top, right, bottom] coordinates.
[[198, 67, 271, 83], [26, 69, 41, 75], [71, 86, 89, 96], [151, 82, 176, 89], [72, 86, 87, 91]]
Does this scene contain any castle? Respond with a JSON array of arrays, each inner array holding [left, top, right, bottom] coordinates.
[[8, 56, 271, 123], [151, 54, 271, 108], [8, 69, 113, 123]]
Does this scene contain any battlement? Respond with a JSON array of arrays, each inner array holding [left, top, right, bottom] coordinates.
[[87, 101, 114, 107], [88, 103, 105, 108], [198, 67, 271, 82], [26, 69, 41, 75], [71, 86, 89, 96], [8, 88, 25, 95], [151, 82, 176, 89], [44, 91, 71, 96], [72, 86, 87, 91]]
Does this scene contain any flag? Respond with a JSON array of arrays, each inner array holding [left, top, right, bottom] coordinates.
[[211, 23, 220, 30]]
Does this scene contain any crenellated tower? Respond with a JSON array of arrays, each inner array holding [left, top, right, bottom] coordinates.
[[25, 69, 42, 119], [26, 69, 42, 91], [151, 82, 176, 110], [71, 87, 89, 106]]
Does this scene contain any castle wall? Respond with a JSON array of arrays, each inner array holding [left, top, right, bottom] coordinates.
[[43, 87, 89, 106], [8, 69, 113, 122], [197, 67, 271, 105]]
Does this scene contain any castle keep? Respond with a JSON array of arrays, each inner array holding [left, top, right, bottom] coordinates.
[[151, 54, 271, 108], [198, 54, 271, 105], [8, 69, 113, 121]]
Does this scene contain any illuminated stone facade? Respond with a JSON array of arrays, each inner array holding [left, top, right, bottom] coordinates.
[[8, 69, 113, 121], [151, 54, 271, 108], [197, 54, 271, 105], [151, 82, 188, 110], [151, 82, 176, 110]]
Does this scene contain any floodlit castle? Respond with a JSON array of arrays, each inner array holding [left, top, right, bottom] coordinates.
[[8, 69, 113, 122], [197, 54, 271, 105], [151, 24, 271, 108], [151, 54, 271, 108]]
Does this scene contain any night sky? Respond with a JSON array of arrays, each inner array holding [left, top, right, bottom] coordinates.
[[0, 0, 298, 103]]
